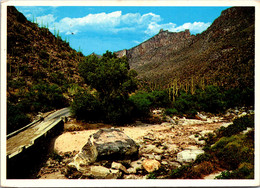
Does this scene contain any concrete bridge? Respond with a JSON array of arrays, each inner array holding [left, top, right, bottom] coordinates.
[[6, 107, 71, 178]]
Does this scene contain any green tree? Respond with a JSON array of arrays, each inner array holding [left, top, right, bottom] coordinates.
[[76, 51, 138, 124]]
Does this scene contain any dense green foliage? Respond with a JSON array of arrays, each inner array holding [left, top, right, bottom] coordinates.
[[72, 51, 138, 124], [70, 92, 101, 122], [7, 82, 68, 133], [7, 102, 30, 134], [25, 83, 68, 112], [165, 86, 254, 118], [129, 90, 170, 118]]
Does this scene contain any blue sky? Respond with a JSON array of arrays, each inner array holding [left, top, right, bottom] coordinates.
[[16, 6, 230, 56]]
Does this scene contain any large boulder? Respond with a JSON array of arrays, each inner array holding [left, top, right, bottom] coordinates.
[[69, 128, 139, 170]]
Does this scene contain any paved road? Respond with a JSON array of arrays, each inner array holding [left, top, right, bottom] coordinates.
[[7, 108, 71, 158]]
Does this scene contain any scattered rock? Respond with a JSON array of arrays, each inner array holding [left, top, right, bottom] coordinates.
[[140, 144, 164, 154], [70, 128, 139, 170], [195, 112, 207, 121], [176, 147, 204, 163], [203, 171, 223, 179], [153, 109, 162, 115], [111, 162, 128, 174], [127, 167, 136, 174], [238, 112, 247, 118], [154, 155, 162, 161], [200, 130, 214, 137], [242, 127, 253, 134], [123, 174, 145, 179], [168, 161, 181, 168], [161, 161, 168, 165], [89, 165, 121, 179], [142, 159, 161, 173], [130, 160, 143, 172]]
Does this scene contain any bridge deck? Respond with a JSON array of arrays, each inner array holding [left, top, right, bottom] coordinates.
[[7, 108, 70, 158]]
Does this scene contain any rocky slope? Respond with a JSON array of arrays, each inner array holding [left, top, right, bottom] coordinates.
[[116, 7, 255, 89], [7, 6, 84, 102]]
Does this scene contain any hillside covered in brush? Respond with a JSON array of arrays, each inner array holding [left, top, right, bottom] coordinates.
[[116, 7, 255, 90], [7, 6, 85, 133]]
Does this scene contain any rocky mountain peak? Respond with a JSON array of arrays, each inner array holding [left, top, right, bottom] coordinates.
[[116, 28, 195, 69]]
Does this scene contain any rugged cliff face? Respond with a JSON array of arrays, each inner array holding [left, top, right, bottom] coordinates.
[[116, 29, 195, 69], [116, 7, 255, 89]]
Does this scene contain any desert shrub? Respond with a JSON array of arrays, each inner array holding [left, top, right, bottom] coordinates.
[[212, 134, 254, 170], [39, 50, 50, 60], [169, 165, 192, 179], [217, 114, 254, 137], [70, 92, 102, 122], [149, 90, 171, 108], [32, 70, 47, 80], [190, 161, 215, 178], [7, 101, 30, 134], [25, 83, 67, 112], [102, 95, 134, 125], [215, 170, 232, 179], [216, 163, 254, 179], [196, 85, 226, 113], [204, 132, 218, 146], [129, 92, 152, 118], [50, 72, 68, 86], [194, 153, 213, 164], [164, 108, 178, 116], [129, 90, 170, 119], [147, 166, 168, 179], [7, 77, 27, 89]]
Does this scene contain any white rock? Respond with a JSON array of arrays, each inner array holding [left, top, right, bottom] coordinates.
[[127, 167, 136, 174], [161, 161, 168, 165], [242, 127, 253, 134], [90, 166, 121, 179], [200, 130, 214, 137], [154, 155, 162, 161], [238, 112, 247, 118], [177, 149, 204, 163], [111, 162, 128, 173]]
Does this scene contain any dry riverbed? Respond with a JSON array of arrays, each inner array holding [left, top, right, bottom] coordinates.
[[37, 113, 230, 179]]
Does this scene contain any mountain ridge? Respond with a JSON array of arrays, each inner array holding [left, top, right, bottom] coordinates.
[[116, 7, 255, 90]]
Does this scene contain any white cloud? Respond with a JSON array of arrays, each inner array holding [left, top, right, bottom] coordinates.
[[145, 22, 177, 35], [174, 22, 211, 33], [36, 14, 57, 26], [50, 11, 162, 35], [31, 11, 211, 38], [145, 21, 211, 36]]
